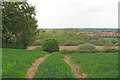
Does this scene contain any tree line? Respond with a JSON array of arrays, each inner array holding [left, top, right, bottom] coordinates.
[[2, 2, 38, 49]]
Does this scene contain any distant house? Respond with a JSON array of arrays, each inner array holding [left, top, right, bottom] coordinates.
[[77, 31, 120, 36], [101, 32, 116, 36], [116, 33, 120, 36], [86, 32, 94, 36], [77, 32, 94, 36]]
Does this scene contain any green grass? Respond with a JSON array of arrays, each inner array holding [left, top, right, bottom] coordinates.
[[104, 37, 118, 42], [34, 52, 75, 78], [2, 48, 48, 78], [66, 53, 118, 78]]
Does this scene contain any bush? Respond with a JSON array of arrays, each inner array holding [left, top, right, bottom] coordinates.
[[41, 38, 59, 53], [75, 49, 98, 53], [63, 40, 78, 46], [60, 49, 75, 54], [102, 48, 118, 53], [102, 46, 118, 53], [76, 43, 97, 53], [112, 40, 117, 44], [77, 43, 95, 50]]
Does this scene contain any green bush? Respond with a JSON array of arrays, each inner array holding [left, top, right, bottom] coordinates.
[[112, 40, 117, 44], [63, 40, 78, 46], [89, 40, 104, 46], [76, 43, 97, 53], [75, 49, 98, 53], [60, 49, 75, 54], [77, 43, 95, 50], [102, 46, 118, 53], [102, 48, 118, 53], [78, 41, 85, 44], [41, 38, 59, 53]]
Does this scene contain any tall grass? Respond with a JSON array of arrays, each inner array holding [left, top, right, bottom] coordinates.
[[34, 52, 75, 78], [67, 53, 118, 78], [2, 48, 48, 78]]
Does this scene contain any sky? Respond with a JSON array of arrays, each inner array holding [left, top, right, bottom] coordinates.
[[28, 0, 119, 29]]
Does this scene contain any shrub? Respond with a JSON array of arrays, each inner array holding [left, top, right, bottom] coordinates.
[[60, 49, 75, 54], [102, 46, 118, 53], [102, 48, 118, 53], [63, 40, 78, 46], [41, 38, 59, 53], [75, 49, 98, 53], [78, 41, 85, 44], [112, 40, 117, 44], [76, 43, 97, 53], [77, 43, 95, 50]]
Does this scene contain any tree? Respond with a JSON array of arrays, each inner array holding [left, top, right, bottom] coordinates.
[[41, 38, 59, 53], [2, 2, 38, 49]]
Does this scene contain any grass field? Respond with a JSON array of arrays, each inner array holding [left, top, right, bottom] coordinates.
[[2, 48, 118, 78], [66, 53, 118, 78], [34, 52, 75, 78], [104, 37, 118, 42], [2, 48, 48, 78]]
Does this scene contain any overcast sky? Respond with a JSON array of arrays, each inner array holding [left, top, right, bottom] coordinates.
[[28, 0, 119, 29]]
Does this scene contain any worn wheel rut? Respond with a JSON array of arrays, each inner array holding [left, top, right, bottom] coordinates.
[[64, 55, 86, 78], [26, 54, 50, 79]]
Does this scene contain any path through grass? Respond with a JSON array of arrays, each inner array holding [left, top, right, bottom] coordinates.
[[67, 53, 118, 78], [2, 48, 48, 78], [34, 52, 75, 78]]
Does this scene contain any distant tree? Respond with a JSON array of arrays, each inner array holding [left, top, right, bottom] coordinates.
[[2, 2, 38, 49]]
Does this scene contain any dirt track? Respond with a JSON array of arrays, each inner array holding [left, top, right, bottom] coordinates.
[[26, 46, 119, 51], [64, 55, 86, 78], [26, 54, 49, 79]]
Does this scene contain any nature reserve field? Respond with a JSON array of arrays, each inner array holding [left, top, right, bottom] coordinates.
[[2, 48, 48, 78], [66, 53, 118, 78], [2, 48, 118, 78]]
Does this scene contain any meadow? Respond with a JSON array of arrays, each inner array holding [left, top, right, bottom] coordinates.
[[2, 48, 48, 78], [2, 2, 119, 79], [2, 48, 118, 78], [34, 52, 75, 78], [104, 37, 118, 42], [67, 53, 118, 78]]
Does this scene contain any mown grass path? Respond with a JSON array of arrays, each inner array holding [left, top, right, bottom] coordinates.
[[26, 54, 50, 78], [64, 55, 86, 78], [34, 52, 75, 78]]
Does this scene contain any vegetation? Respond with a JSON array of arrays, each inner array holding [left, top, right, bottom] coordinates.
[[60, 49, 75, 54], [35, 29, 118, 46], [1, 2, 119, 79], [102, 46, 118, 53], [41, 38, 59, 53], [67, 53, 118, 78], [76, 43, 96, 53], [34, 52, 75, 78], [2, 2, 38, 49], [2, 48, 48, 78], [77, 43, 95, 50], [76, 28, 118, 33]]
